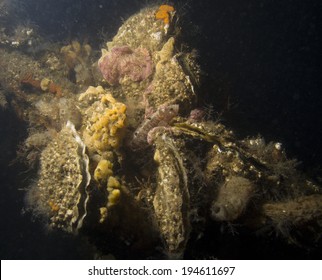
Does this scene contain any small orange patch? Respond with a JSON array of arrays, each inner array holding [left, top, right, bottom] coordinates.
[[159, 4, 175, 12], [155, 4, 175, 25], [48, 81, 62, 97], [20, 73, 62, 97], [48, 201, 60, 212]]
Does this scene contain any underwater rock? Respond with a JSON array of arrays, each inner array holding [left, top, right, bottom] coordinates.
[[17, 129, 53, 167], [106, 6, 174, 52], [26, 121, 91, 233], [0, 48, 78, 107], [261, 194, 322, 229], [144, 36, 198, 112], [0, 22, 35, 48], [99, 5, 198, 126], [6, 4, 320, 259], [34, 97, 82, 130], [257, 194, 322, 244]]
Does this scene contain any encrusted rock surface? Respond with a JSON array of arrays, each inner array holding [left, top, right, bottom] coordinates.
[[1, 4, 320, 259]]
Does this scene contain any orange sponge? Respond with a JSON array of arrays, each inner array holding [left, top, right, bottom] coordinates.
[[155, 4, 175, 25]]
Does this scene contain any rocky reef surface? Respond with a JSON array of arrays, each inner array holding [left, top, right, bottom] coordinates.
[[0, 4, 321, 259]]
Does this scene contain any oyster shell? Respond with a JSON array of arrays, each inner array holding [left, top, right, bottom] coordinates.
[[153, 133, 190, 257], [27, 121, 91, 233]]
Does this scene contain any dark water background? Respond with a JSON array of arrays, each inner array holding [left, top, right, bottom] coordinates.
[[0, 0, 321, 259]]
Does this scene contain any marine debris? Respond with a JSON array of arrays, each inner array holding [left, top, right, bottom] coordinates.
[[1, 4, 321, 259]]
